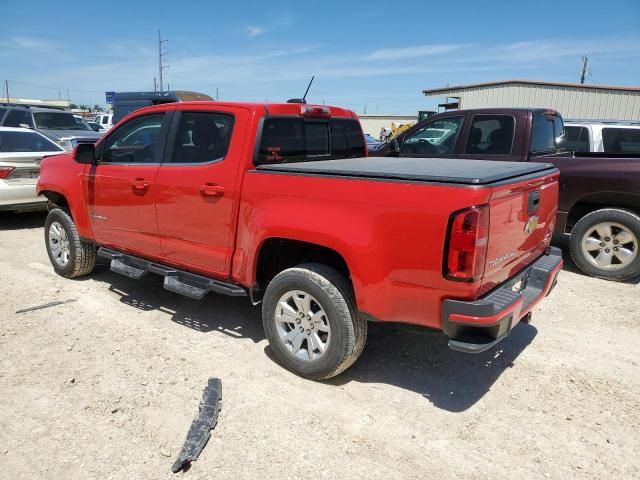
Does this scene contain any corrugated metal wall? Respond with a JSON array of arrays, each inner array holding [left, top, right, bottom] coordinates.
[[431, 85, 640, 120]]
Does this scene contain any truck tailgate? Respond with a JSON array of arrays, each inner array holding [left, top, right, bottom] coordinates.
[[481, 170, 560, 291]]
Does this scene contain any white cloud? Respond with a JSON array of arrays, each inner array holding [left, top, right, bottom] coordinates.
[[366, 44, 469, 60], [10, 36, 50, 50], [246, 26, 266, 38]]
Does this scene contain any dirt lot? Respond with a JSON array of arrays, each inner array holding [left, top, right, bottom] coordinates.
[[0, 212, 638, 480]]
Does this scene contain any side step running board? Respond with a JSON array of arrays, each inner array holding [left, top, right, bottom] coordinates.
[[97, 247, 247, 299]]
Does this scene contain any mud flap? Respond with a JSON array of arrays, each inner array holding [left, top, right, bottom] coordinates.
[[171, 378, 222, 473]]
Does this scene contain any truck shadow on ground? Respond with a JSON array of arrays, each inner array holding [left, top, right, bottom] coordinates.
[[92, 263, 536, 412], [92, 264, 264, 343], [324, 322, 537, 412], [0, 211, 47, 230]]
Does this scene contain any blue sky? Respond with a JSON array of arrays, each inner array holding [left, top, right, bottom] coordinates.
[[1, 0, 639, 113]]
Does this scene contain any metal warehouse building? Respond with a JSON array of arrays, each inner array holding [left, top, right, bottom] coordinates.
[[423, 80, 640, 121]]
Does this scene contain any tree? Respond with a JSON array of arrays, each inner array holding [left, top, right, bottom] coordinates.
[[93, 104, 103, 112], [79, 104, 90, 112]]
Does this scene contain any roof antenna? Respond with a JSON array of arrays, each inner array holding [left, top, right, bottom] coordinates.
[[287, 75, 314, 104]]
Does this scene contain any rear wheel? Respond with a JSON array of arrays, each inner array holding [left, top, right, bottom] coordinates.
[[45, 208, 96, 278], [570, 208, 640, 281], [262, 263, 367, 380]]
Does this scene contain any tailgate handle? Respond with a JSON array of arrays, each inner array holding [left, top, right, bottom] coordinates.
[[527, 191, 540, 215]]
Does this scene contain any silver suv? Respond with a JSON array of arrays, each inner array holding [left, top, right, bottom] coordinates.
[[0, 104, 101, 150]]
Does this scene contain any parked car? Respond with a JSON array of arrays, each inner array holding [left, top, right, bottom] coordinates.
[[564, 120, 640, 153], [0, 104, 101, 150], [0, 127, 65, 212], [372, 108, 640, 281], [37, 101, 562, 379], [364, 133, 383, 154], [92, 113, 114, 131], [111, 91, 212, 123], [85, 120, 108, 134]]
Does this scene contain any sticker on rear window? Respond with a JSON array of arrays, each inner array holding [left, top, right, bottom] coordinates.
[[267, 146, 282, 162]]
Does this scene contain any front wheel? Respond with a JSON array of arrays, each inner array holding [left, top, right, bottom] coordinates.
[[45, 208, 96, 278], [570, 208, 640, 281], [262, 263, 367, 380]]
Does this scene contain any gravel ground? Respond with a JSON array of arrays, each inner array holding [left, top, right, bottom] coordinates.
[[0, 212, 638, 480]]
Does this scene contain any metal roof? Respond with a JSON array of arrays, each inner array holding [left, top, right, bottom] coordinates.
[[423, 80, 640, 95]]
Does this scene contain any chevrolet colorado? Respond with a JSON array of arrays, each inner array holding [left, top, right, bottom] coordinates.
[[37, 101, 562, 379], [372, 108, 640, 281]]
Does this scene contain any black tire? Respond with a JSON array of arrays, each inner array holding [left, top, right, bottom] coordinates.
[[569, 208, 640, 281], [262, 263, 367, 380], [44, 208, 96, 278]]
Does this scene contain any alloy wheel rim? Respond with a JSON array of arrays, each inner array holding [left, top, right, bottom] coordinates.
[[581, 221, 637, 271], [274, 290, 331, 361], [48, 221, 71, 267]]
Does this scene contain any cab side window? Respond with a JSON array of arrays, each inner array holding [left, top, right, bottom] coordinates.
[[465, 115, 515, 155], [102, 114, 164, 163], [400, 116, 463, 155], [565, 126, 590, 152], [170, 112, 235, 164], [602, 128, 640, 153]]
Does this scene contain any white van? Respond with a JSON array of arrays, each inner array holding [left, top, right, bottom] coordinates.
[[93, 113, 114, 131], [564, 120, 640, 153]]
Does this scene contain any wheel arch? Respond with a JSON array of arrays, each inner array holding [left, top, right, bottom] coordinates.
[[252, 237, 353, 303], [565, 191, 640, 233]]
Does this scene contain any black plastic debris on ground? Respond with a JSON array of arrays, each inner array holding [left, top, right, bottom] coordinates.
[[172, 378, 222, 473], [15, 299, 77, 314]]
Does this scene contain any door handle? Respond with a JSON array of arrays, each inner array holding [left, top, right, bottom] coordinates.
[[132, 178, 150, 191], [200, 183, 225, 197]]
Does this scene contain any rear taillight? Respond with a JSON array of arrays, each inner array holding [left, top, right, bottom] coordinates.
[[0, 166, 15, 179], [300, 105, 331, 117], [444, 205, 489, 282]]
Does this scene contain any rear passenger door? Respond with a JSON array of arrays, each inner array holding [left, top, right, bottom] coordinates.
[[154, 106, 250, 276], [457, 113, 523, 162]]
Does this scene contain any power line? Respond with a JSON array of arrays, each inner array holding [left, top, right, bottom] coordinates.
[[7, 80, 105, 94]]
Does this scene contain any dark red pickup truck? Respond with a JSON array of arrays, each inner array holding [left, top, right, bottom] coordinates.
[[372, 108, 640, 281], [37, 101, 562, 379]]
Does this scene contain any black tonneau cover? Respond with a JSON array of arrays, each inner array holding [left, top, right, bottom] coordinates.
[[256, 157, 556, 185]]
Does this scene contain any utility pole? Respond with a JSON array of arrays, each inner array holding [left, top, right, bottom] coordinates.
[[5, 80, 9, 103], [154, 77, 157, 92], [579, 56, 589, 84], [158, 30, 169, 91], [216, 88, 219, 101]]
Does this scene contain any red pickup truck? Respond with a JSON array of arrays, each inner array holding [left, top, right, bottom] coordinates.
[[37, 101, 562, 379]]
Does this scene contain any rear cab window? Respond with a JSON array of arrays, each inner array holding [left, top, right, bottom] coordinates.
[[255, 116, 365, 165], [531, 112, 564, 154]]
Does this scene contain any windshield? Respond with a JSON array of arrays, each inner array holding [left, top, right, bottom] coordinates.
[[34, 112, 92, 131]]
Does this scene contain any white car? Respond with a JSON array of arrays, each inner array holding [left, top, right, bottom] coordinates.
[[93, 113, 114, 131], [564, 120, 640, 153], [0, 127, 65, 212]]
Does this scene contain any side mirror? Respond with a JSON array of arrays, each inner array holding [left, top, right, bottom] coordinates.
[[74, 143, 96, 164]]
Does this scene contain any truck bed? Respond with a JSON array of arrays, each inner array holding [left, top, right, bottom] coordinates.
[[257, 157, 556, 185]]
